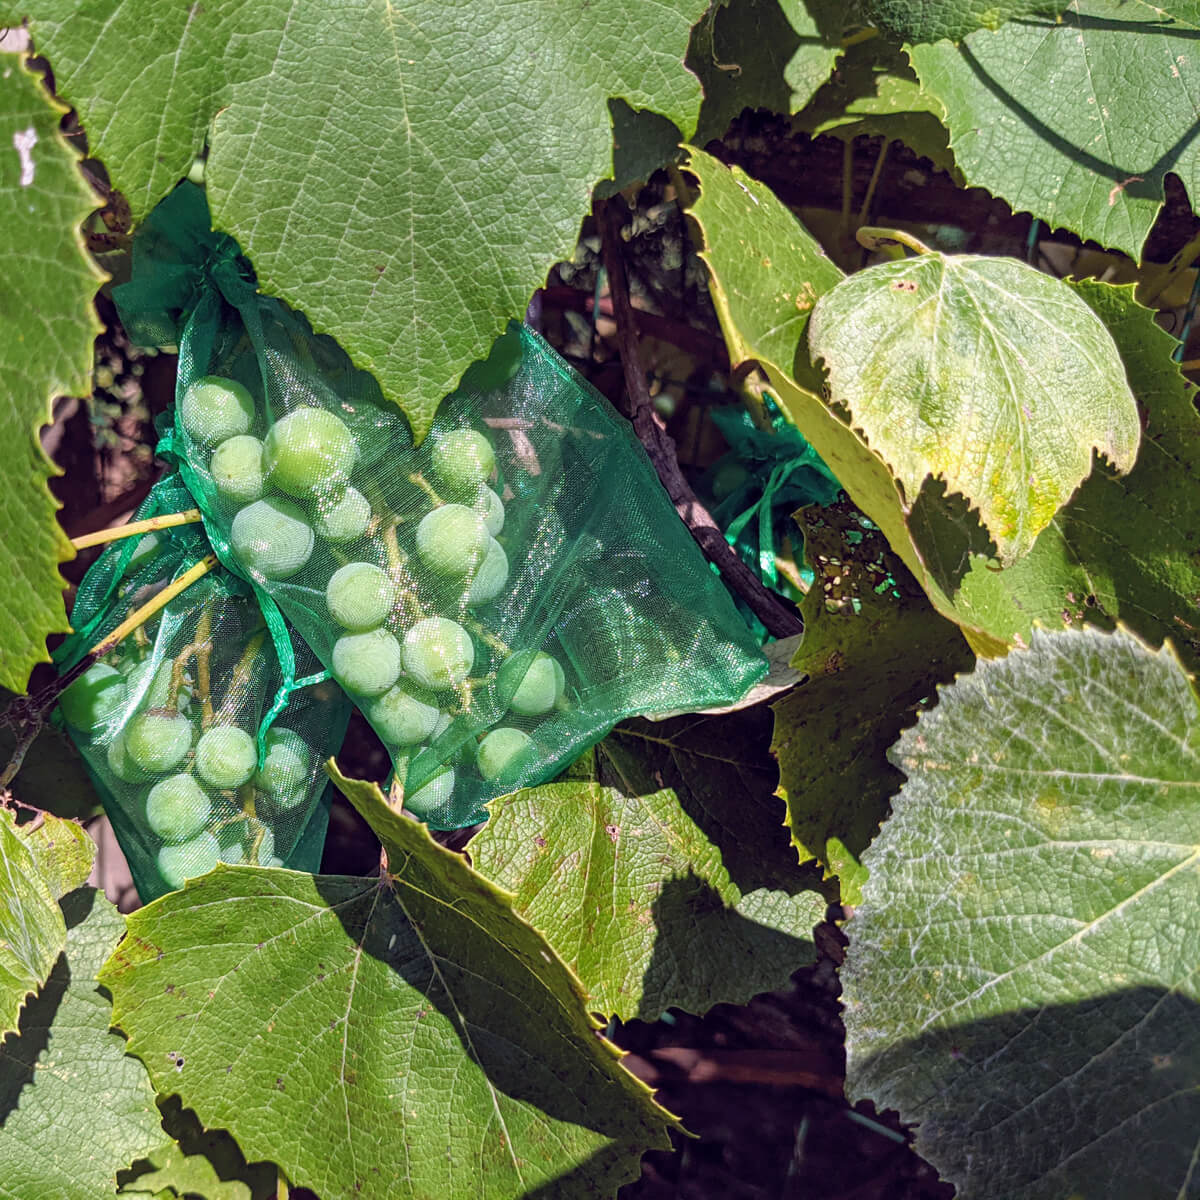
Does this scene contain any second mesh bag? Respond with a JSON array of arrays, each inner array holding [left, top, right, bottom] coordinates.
[[115, 184, 767, 829], [54, 474, 351, 901]]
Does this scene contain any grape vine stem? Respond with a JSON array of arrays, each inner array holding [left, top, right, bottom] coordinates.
[[69, 507, 203, 550], [596, 195, 803, 639]]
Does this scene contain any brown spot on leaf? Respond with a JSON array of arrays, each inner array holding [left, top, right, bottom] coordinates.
[[605, 823, 619, 842], [891, 279, 918, 292]]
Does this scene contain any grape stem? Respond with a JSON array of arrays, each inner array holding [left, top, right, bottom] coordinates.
[[219, 630, 267, 720], [408, 471, 443, 508], [168, 607, 214, 725], [69, 508, 204, 550], [595, 195, 804, 639]]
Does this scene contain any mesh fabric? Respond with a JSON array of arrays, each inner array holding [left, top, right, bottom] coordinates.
[[114, 183, 767, 829]]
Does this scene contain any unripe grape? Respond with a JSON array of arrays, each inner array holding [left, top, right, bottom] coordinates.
[[106, 731, 143, 782], [59, 663, 126, 733], [264, 407, 357, 496], [466, 538, 509, 606], [180, 376, 255, 447], [476, 727, 533, 784], [405, 766, 455, 818], [126, 711, 193, 772], [431, 711, 452, 740], [477, 487, 505, 536], [313, 486, 371, 542], [125, 532, 161, 576], [501, 651, 565, 716], [221, 823, 276, 866], [157, 831, 221, 891], [402, 618, 474, 690], [333, 628, 402, 697], [255, 727, 310, 805], [366, 681, 440, 746], [326, 562, 394, 631], [195, 725, 257, 789], [210, 434, 266, 504], [123, 658, 173, 710], [146, 773, 211, 843], [230, 497, 314, 580], [415, 504, 488, 576], [430, 429, 496, 494]]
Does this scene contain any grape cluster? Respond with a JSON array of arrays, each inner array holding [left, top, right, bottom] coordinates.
[[59, 643, 314, 890], [184, 364, 569, 818]]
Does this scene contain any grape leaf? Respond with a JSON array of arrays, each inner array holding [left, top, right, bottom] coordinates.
[[598, 708, 805, 897], [687, 149, 1200, 668], [842, 627, 1200, 1198], [909, 2, 1200, 258], [0, 889, 167, 1199], [793, 39, 956, 177], [807, 249, 1140, 563], [22, 814, 95, 900], [471, 783, 823, 1019], [0, 808, 66, 1035], [0, 53, 99, 690], [99, 773, 674, 1200], [0, 700, 101, 819], [22, 0, 707, 440], [771, 504, 972, 904], [690, 0, 844, 143], [862, 0, 1069, 43]]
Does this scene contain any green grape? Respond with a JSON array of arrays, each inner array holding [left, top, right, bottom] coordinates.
[[430, 429, 496, 494], [402, 618, 474, 690], [476, 727, 533, 784], [124, 658, 174, 709], [230, 497, 315, 580], [415, 504, 488, 576], [477, 487, 505, 536], [431, 711, 452, 740], [210, 434, 266, 504], [194, 725, 257, 788], [466, 537, 509, 606], [255, 727, 311, 805], [157, 831, 221, 891], [106, 731, 143, 782], [366, 681, 440, 746], [126, 711, 193, 772], [124, 531, 161, 576], [500, 651, 565, 716], [59, 663, 126, 733], [180, 376, 255, 447], [405, 766, 455, 818], [313, 485, 371, 542], [263, 407, 358, 496], [332, 628, 402, 697], [146, 773, 211, 843], [220, 823, 276, 866], [326, 562, 394, 630]]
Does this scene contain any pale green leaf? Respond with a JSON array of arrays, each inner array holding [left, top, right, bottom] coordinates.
[[690, 0, 844, 143], [472, 783, 823, 1019], [0, 53, 99, 689], [0, 808, 64, 1035], [807, 250, 1140, 563], [910, 2, 1200, 258], [99, 772, 674, 1200], [862, 0, 1069, 43], [22, 815, 95, 900], [25, 0, 707, 439], [771, 505, 972, 904], [0, 889, 167, 1199], [843, 627, 1200, 1198]]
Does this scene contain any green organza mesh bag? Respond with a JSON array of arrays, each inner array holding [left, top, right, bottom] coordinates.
[[114, 183, 766, 829], [54, 474, 350, 901]]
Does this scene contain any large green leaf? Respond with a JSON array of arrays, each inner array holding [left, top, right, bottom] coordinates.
[[0, 809, 67, 1035], [0, 889, 167, 1199], [472, 783, 823, 1019], [690, 0, 843, 142], [842, 627, 1200, 1198], [808, 250, 1140, 563], [21, 0, 707, 440], [0, 53, 99, 689], [598, 707, 805, 897], [771, 505, 972, 904], [687, 149, 1200, 668], [910, 2, 1200, 258], [862, 0, 1069, 43], [99, 772, 673, 1200]]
